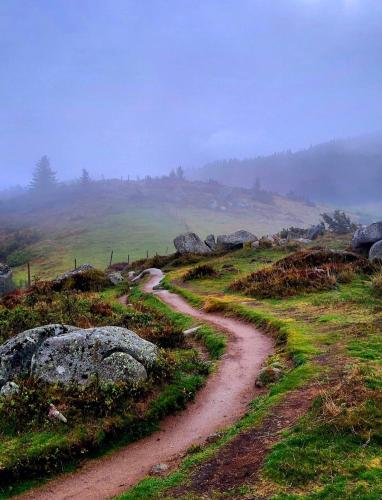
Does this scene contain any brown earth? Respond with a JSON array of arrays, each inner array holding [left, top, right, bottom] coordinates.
[[170, 384, 319, 498]]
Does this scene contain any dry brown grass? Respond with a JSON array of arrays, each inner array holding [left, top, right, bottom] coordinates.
[[229, 249, 375, 299], [317, 367, 382, 439], [372, 271, 382, 297]]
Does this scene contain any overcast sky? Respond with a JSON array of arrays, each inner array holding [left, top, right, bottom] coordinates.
[[1, 0, 382, 187]]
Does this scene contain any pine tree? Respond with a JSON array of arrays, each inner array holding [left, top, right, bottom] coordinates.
[[30, 156, 57, 192], [80, 168, 91, 186], [176, 166, 185, 179]]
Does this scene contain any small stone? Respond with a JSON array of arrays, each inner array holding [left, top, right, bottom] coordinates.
[[107, 271, 124, 285], [150, 463, 169, 475], [206, 431, 224, 443], [48, 404, 68, 423], [0, 381, 20, 398], [183, 326, 201, 336], [255, 366, 284, 388]]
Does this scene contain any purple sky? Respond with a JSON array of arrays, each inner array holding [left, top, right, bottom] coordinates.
[[1, 0, 382, 187]]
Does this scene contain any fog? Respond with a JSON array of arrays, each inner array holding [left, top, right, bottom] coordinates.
[[1, 0, 382, 189]]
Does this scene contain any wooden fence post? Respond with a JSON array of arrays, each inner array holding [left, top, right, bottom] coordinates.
[[109, 250, 114, 267], [74, 258, 77, 269], [27, 262, 31, 287], [128, 254, 130, 265]]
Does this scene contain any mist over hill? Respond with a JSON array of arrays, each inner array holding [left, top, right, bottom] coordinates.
[[188, 134, 382, 207]]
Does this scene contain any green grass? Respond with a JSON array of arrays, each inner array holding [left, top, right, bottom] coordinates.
[[10, 194, 327, 282], [118, 245, 382, 498]]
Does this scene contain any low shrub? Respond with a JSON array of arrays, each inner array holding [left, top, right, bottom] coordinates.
[[336, 268, 356, 284], [230, 265, 337, 299], [372, 271, 382, 297], [183, 264, 217, 281], [203, 298, 229, 313], [230, 249, 374, 299], [53, 269, 111, 292], [6, 248, 34, 267]]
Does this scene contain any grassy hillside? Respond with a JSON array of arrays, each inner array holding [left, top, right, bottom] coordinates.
[[0, 178, 328, 283], [121, 236, 382, 499]]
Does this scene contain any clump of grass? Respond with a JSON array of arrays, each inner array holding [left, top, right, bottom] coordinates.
[[183, 264, 217, 281], [203, 298, 229, 313], [316, 367, 382, 440], [371, 271, 382, 297], [336, 268, 356, 283]]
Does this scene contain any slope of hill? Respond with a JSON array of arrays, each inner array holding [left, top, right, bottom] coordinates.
[[0, 177, 328, 282], [189, 134, 382, 208]]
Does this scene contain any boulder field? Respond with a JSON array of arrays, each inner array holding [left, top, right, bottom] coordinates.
[[173, 230, 258, 254]]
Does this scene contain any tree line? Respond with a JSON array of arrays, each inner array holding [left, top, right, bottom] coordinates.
[[29, 156, 186, 193], [30, 156, 92, 193]]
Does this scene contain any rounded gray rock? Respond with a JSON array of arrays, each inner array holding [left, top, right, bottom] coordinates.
[[369, 240, 382, 261], [0, 324, 158, 388], [352, 222, 382, 250], [0, 381, 20, 398], [174, 232, 211, 255], [217, 230, 257, 251]]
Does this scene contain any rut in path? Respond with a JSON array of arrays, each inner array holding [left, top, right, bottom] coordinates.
[[21, 269, 272, 500]]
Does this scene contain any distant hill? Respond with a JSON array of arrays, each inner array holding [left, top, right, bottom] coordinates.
[[0, 177, 328, 281], [188, 134, 382, 207]]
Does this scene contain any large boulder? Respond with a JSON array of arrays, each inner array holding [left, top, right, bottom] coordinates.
[[0, 325, 158, 388], [352, 222, 382, 251], [0, 324, 79, 386], [173, 232, 211, 255], [217, 230, 257, 251], [205, 234, 217, 251], [0, 263, 14, 295], [369, 240, 382, 261]]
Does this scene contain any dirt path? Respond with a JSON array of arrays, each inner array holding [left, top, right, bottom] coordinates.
[[22, 269, 272, 500]]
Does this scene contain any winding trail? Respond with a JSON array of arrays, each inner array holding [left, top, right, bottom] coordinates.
[[22, 269, 272, 500]]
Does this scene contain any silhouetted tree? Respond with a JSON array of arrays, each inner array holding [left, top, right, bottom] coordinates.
[[321, 210, 357, 234], [253, 177, 261, 191], [30, 156, 57, 192], [176, 166, 185, 179], [80, 168, 91, 186]]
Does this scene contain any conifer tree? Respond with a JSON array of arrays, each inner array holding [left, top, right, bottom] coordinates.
[[30, 156, 57, 192], [80, 168, 91, 185]]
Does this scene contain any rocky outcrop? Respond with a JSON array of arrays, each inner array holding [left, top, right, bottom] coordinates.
[[205, 234, 217, 251], [54, 264, 95, 283], [0, 324, 158, 388], [369, 240, 382, 261], [216, 230, 257, 251], [0, 263, 14, 295], [352, 222, 382, 251], [173, 232, 211, 255]]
